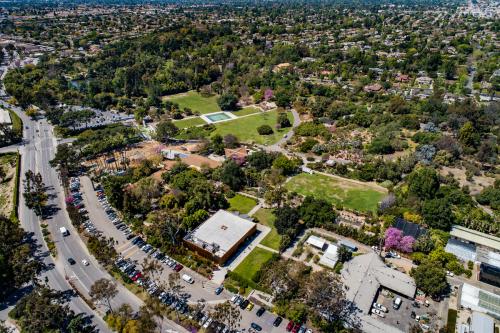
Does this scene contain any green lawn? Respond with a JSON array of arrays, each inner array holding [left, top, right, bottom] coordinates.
[[232, 106, 261, 117], [254, 209, 281, 250], [233, 247, 275, 281], [227, 194, 257, 214], [9, 111, 22, 136], [212, 110, 293, 145], [285, 173, 386, 213], [173, 116, 207, 129], [164, 91, 220, 114]]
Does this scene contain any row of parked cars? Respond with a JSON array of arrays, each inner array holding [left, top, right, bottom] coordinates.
[[69, 177, 99, 236], [95, 185, 135, 240]]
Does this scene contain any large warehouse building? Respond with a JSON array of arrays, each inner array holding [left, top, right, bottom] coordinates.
[[183, 210, 257, 264]]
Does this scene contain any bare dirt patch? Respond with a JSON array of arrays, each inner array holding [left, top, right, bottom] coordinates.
[[0, 153, 18, 217], [440, 166, 497, 195]]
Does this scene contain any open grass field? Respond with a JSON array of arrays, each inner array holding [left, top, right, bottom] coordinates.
[[164, 91, 220, 114], [227, 194, 257, 214], [285, 173, 386, 213], [232, 106, 261, 117], [173, 116, 207, 129], [233, 247, 275, 281], [254, 208, 281, 250], [212, 110, 292, 145]]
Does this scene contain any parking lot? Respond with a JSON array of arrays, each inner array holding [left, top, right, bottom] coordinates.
[[78, 176, 292, 333], [373, 289, 440, 332]]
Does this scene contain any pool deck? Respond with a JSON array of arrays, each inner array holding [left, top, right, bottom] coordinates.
[[200, 111, 238, 124]]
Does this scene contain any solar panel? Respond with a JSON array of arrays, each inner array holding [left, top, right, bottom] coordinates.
[[478, 290, 500, 317]]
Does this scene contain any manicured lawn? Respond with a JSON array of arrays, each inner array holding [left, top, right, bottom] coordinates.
[[212, 110, 293, 145], [173, 116, 207, 129], [232, 106, 261, 117], [446, 309, 457, 333], [254, 209, 281, 251], [285, 173, 386, 213], [227, 194, 257, 214], [164, 91, 220, 114], [233, 247, 275, 281]]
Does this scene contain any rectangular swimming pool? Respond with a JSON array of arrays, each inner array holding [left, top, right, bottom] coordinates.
[[205, 112, 231, 122]]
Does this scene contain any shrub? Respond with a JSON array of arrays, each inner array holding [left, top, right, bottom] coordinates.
[[257, 125, 274, 135]]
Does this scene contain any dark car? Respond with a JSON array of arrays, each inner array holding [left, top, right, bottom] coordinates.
[[292, 323, 301, 333], [250, 323, 262, 331], [273, 316, 283, 327], [239, 299, 249, 310], [67, 258, 76, 265], [256, 307, 265, 317], [126, 234, 135, 240], [215, 286, 224, 295], [286, 321, 294, 332], [174, 264, 183, 272]]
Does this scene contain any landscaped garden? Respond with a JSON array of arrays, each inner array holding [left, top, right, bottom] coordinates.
[[285, 173, 386, 213], [212, 110, 292, 145], [254, 208, 281, 251], [227, 194, 257, 214]]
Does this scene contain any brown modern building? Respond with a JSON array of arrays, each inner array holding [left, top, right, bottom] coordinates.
[[183, 210, 257, 264]]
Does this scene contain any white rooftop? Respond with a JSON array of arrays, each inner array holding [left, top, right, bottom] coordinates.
[[460, 283, 500, 319], [450, 225, 500, 251], [0, 108, 11, 124], [341, 252, 416, 314], [186, 210, 255, 258], [319, 243, 338, 268], [306, 235, 326, 249]]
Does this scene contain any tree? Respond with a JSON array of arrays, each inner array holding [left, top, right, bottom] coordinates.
[[154, 120, 179, 143], [211, 134, 225, 155], [9, 286, 96, 333], [142, 257, 164, 282], [277, 112, 291, 128], [257, 124, 273, 135], [220, 160, 245, 191], [272, 155, 299, 175], [89, 278, 118, 313], [223, 134, 239, 148], [422, 198, 454, 230], [23, 170, 47, 216], [247, 150, 276, 171], [337, 245, 352, 263], [211, 301, 242, 332], [274, 206, 300, 235], [217, 93, 238, 111], [0, 216, 42, 302], [303, 271, 359, 329], [25, 106, 39, 119], [407, 167, 440, 199], [458, 121, 480, 148], [50, 143, 80, 177], [299, 196, 336, 228], [410, 260, 447, 297]]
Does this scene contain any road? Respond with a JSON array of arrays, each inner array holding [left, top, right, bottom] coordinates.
[[0, 100, 185, 332]]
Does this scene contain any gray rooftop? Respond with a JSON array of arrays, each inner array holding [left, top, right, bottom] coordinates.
[[341, 252, 416, 314], [185, 210, 255, 258]]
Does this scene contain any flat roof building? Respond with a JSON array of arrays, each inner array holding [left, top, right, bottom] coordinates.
[[341, 252, 416, 314], [306, 235, 327, 250], [0, 108, 12, 125], [183, 210, 256, 264], [459, 283, 500, 320], [319, 243, 338, 268]]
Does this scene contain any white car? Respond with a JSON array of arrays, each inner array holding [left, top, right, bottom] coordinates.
[[81, 259, 89, 266], [230, 295, 238, 303], [373, 302, 388, 312], [203, 318, 212, 329], [371, 308, 385, 318]]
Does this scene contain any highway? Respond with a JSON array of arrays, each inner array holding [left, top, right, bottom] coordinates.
[[1, 99, 185, 333]]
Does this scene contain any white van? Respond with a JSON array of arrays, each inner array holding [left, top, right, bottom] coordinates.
[[393, 297, 402, 309], [60, 227, 69, 236], [182, 274, 194, 284]]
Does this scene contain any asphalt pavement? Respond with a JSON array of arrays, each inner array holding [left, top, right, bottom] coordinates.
[[0, 100, 185, 332]]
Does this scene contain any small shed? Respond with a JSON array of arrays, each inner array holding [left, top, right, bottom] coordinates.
[[306, 235, 327, 250]]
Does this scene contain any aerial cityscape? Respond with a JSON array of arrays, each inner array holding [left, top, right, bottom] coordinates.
[[0, 0, 498, 332]]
